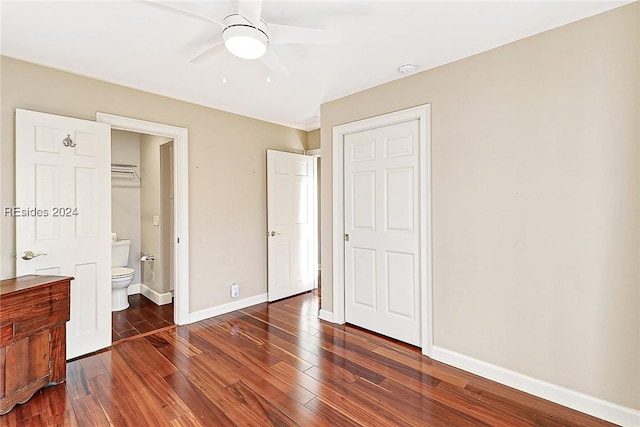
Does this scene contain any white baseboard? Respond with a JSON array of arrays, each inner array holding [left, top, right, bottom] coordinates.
[[432, 346, 640, 427], [126, 283, 172, 305], [318, 309, 334, 323], [187, 293, 268, 324], [140, 284, 173, 305]]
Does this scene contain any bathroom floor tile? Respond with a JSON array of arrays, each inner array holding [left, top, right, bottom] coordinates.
[[120, 309, 145, 324], [151, 320, 173, 329], [139, 310, 165, 324], [116, 328, 139, 339], [130, 320, 156, 334], [112, 294, 174, 343], [112, 315, 133, 330]]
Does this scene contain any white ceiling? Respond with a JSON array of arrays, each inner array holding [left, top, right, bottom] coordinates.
[[1, 1, 632, 131]]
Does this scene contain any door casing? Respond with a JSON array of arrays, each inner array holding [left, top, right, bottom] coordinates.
[[331, 104, 433, 356]]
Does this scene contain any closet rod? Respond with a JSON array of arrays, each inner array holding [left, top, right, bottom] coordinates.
[[111, 163, 138, 168]]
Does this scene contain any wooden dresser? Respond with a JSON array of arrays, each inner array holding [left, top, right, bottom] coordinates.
[[0, 275, 72, 415]]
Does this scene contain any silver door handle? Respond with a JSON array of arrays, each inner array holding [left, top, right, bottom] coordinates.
[[21, 250, 47, 260], [269, 231, 282, 237]]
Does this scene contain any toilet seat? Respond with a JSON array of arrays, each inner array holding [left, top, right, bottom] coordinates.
[[111, 267, 134, 278]]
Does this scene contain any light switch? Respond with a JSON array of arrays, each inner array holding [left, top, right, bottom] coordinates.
[[153, 215, 160, 226]]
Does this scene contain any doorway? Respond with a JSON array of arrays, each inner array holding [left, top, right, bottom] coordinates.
[[306, 149, 322, 296], [97, 113, 190, 326], [331, 105, 434, 355], [110, 130, 175, 342]]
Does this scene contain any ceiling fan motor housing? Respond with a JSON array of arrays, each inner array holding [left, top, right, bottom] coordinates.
[[223, 14, 269, 59]]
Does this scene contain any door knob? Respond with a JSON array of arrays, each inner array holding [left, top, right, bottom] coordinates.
[[269, 231, 282, 237], [21, 250, 47, 260]]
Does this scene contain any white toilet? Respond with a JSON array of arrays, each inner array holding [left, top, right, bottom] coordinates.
[[111, 239, 135, 311]]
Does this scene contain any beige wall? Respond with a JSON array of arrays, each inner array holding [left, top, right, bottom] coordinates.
[[0, 56, 307, 311], [306, 128, 320, 150], [321, 3, 639, 409], [160, 141, 175, 293], [111, 130, 142, 284], [140, 134, 172, 294]]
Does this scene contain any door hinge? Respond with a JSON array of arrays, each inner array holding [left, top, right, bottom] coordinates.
[[177, 237, 180, 243], [344, 234, 350, 242]]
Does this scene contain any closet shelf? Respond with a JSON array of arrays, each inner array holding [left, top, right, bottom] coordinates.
[[111, 163, 140, 187]]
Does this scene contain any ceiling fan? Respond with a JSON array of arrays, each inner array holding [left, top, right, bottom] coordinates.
[[144, 0, 341, 75]]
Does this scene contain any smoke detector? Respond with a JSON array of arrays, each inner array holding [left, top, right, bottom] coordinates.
[[397, 63, 417, 75]]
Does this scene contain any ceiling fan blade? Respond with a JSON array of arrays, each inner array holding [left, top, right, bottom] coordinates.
[[188, 41, 224, 63], [237, 0, 263, 26], [260, 49, 290, 76], [142, 0, 223, 26], [269, 23, 340, 45]]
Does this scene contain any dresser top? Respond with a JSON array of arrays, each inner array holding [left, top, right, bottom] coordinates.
[[1, 275, 74, 296]]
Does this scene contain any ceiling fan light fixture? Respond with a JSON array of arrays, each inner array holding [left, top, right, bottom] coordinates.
[[223, 14, 269, 60], [225, 34, 266, 59]]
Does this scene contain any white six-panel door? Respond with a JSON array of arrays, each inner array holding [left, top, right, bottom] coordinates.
[[344, 119, 421, 346], [267, 150, 315, 301], [15, 109, 112, 359]]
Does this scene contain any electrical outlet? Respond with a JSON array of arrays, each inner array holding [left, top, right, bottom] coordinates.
[[230, 283, 239, 298]]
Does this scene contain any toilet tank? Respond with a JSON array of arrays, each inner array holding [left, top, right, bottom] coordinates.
[[111, 239, 131, 267]]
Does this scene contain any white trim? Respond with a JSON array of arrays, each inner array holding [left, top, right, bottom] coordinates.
[[318, 309, 334, 323], [306, 148, 321, 157], [432, 346, 640, 427], [127, 282, 174, 305], [96, 113, 190, 326], [139, 284, 173, 306], [188, 293, 268, 324], [331, 105, 433, 357], [312, 156, 319, 290]]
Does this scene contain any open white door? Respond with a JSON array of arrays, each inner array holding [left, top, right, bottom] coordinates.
[[15, 109, 111, 359], [344, 119, 421, 346], [267, 150, 315, 301]]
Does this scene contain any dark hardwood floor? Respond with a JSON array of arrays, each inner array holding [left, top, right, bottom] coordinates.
[[112, 294, 174, 342], [2, 290, 613, 426]]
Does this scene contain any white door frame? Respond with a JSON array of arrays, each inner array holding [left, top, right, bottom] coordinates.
[[331, 104, 433, 356], [307, 148, 321, 291], [96, 113, 190, 326]]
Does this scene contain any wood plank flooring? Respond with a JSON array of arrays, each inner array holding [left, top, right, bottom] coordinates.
[[112, 294, 174, 342], [1, 290, 614, 426]]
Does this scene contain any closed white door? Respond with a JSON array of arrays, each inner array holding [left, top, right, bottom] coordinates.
[[344, 119, 421, 346], [15, 109, 112, 359], [267, 150, 315, 301]]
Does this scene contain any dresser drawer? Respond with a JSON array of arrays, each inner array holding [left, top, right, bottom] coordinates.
[[0, 282, 70, 343]]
